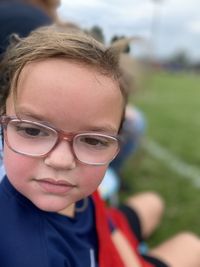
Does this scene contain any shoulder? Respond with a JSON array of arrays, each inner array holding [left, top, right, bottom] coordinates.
[[0, 1, 52, 54], [0, 2, 52, 27]]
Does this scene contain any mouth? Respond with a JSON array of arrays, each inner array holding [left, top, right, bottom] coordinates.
[[36, 178, 76, 194]]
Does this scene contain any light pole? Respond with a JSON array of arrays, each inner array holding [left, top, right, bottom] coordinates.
[[150, 0, 163, 59], [151, 0, 163, 36]]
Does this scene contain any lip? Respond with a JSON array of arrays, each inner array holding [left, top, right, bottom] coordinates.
[[36, 178, 76, 194]]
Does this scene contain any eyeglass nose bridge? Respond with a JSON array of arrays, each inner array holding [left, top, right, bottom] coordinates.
[[56, 131, 75, 144], [63, 136, 73, 141], [47, 131, 77, 159]]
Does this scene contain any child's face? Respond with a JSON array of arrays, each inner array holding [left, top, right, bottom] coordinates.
[[4, 59, 123, 213]]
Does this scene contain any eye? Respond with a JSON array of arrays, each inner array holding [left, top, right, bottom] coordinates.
[[79, 135, 111, 148], [19, 127, 43, 137], [13, 123, 50, 138]]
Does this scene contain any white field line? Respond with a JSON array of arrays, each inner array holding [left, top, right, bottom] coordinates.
[[143, 139, 200, 188]]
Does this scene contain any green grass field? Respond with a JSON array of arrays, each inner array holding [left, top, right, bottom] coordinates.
[[122, 71, 200, 246]]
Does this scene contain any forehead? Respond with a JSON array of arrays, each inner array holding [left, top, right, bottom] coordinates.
[[8, 58, 124, 132], [16, 58, 122, 101]]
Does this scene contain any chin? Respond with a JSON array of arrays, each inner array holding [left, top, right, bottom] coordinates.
[[33, 197, 71, 213]]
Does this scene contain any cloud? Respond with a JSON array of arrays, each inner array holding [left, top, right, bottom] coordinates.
[[61, 0, 103, 8], [187, 20, 200, 34], [59, 0, 154, 41], [58, 0, 200, 60]]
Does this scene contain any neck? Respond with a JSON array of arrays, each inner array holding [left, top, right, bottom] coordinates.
[[27, 0, 59, 20], [58, 203, 75, 217]]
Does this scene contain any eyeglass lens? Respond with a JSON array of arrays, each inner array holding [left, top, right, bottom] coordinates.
[[4, 119, 119, 165]]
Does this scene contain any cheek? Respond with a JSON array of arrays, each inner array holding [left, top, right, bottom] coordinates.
[[79, 165, 108, 196], [3, 145, 36, 186]]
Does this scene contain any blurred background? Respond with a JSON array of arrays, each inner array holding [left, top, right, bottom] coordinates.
[[58, 0, 200, 245]]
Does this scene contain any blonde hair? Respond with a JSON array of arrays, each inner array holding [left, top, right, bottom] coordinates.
[[0, 26, 128, 118]]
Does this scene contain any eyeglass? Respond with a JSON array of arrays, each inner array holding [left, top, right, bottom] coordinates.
[[0, 116, 120, 166]]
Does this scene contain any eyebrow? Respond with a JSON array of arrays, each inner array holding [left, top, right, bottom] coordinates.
[[86, 125, 118, 134], [16, 110, 51, 125], [16, 109, 119, 134]]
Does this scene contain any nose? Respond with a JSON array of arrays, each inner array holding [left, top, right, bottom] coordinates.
[[44, 140, 76, 170]]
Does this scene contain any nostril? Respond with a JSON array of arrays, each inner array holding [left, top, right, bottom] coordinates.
[[44, 156, 76, 170]]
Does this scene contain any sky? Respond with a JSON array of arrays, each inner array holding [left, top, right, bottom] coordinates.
[[58, 0, 200, 61]]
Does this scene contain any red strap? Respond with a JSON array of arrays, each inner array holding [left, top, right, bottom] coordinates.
[[92, 191, 154, 267], [92, 191, 124, 267]]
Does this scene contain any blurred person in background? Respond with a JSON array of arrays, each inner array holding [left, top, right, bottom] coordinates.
[[0, 0, 61, 56], [99, 48, 147, 203], [98, 37, 149, 203], [98, 40, 166, 259]]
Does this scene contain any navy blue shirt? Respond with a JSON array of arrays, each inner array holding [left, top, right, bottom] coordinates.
[[0, 177, 99, 267], [0, 1, 52, 55]]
